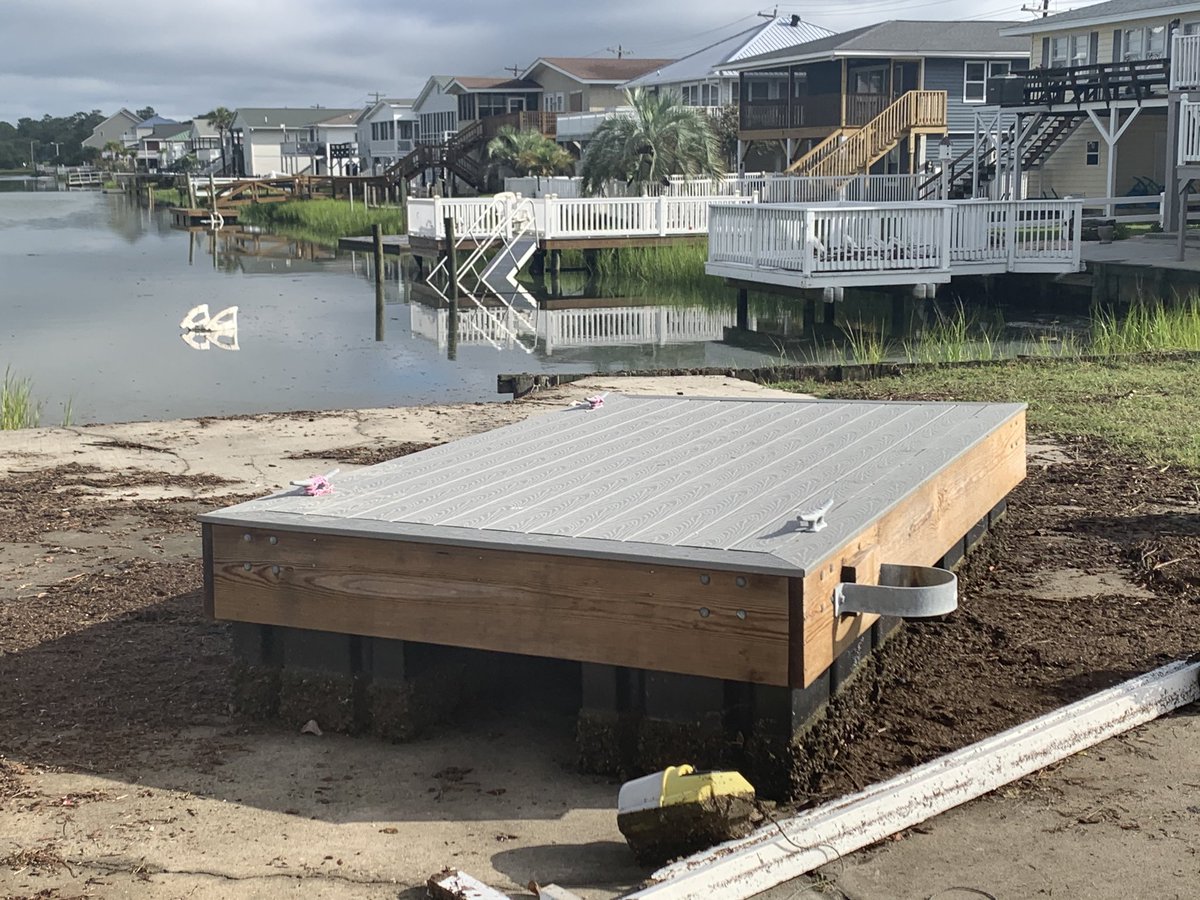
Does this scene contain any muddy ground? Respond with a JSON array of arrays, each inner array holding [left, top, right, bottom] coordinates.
[[1, 379, 1198, 898]]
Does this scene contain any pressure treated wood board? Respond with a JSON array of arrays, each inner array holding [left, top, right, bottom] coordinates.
[[207, 526, 792, 685], [200, 395, 1026, 578]]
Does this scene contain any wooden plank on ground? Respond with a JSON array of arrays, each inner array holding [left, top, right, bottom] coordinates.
[[208, 526, 791, 685], [798, 408, 1025, 686]]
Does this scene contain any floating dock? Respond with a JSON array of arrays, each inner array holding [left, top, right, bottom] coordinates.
[[200, 394, 1024, 786]]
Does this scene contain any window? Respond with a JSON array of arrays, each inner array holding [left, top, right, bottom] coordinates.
[[1052, 34, 1091, 67], [1121, 25, 1166, 61], [681, 83, 719, 107], [852, 67, 886, 94], [1086, 140, 1099, 165], [1050, 36, 1070, 67], [545, 92, 565, 113], [731, 80, 740, 104], [964, 60, 1012, 102]]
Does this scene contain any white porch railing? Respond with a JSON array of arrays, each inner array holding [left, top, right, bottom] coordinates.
[[707, 199, 1083, 284], [708, 202, 950, 276], [555, 107, 634, 141], [408, 194, 756, 240], [1172, 33, 1200, 90], [504, 173, 930, 201], [1179, 98, 1200, 165]]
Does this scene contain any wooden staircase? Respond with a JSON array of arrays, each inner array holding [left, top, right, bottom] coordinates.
[[787, 90, 947, 178], [385, 112, 557, 193]]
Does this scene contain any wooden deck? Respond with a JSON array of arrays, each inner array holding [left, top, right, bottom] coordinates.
[[201, 395, 1025, 689], [706, 199, 1085, 290]]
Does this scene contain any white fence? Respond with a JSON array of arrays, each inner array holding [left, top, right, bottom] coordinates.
[[503, 173, 931, 202], [707, 199, 1083, 285], [1172, 34, 1200, 90], [408, 194, 756, 240]]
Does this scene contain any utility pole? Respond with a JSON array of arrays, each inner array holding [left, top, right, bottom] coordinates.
[[367, 91, 384, 103], [756, 6, 778, 18], [1020, 0, 1050, 17], [607, 45, 630, 59], [504, 64, 522, 77], [29, 140, 35, 170]]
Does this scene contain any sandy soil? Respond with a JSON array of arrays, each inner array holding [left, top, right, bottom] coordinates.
[[1, 375, 1197, 899]]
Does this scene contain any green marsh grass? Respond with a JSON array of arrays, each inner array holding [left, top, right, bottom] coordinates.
[[773, 357, 1200, 473], [2, 367, 40, 430], [1090, 296, 1200, 355], [239, 200, 406, 245]]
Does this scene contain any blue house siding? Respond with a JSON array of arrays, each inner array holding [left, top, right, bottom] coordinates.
[[920, 56, 1028, 165], [922, 56, 1028, 135]]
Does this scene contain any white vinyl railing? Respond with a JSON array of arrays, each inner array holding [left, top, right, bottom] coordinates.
[[1179, 98, 1200, 164], [408, 194, 756, 240], [949, 200, 1081, 267], [503, 173, 932, 202], [708, 202, 950, 276], [707, 199, 1083, 279], [1172, 33, 1200, 89]]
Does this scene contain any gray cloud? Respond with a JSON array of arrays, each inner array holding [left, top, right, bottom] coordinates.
[[1, 0, 1051, 122]]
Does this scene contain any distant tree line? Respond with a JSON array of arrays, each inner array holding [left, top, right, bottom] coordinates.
[[0, 111, 107, 169]]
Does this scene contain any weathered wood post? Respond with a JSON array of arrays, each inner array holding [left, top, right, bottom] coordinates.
[[444, 216, 460, 360], [187, 175, 197, 209], [373, 223, 385, 341], [736, 286, 749, 330]]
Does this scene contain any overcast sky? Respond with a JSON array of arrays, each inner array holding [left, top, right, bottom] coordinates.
[[1, 0, 1101, 123]]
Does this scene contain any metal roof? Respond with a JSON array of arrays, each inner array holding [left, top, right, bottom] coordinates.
[[201, 395, 1024, 577], [731, 19, 1030, 70], [232, 107, 361, 130], [1002, 0, 1200, 35], [525, 57, 676, 83], [624, 17, 834, 88]]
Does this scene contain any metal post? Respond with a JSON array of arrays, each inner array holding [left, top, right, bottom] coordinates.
[[372, 223, 385, 341]]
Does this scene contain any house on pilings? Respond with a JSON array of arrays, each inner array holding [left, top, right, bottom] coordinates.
[[725, 20, 1029, 179]]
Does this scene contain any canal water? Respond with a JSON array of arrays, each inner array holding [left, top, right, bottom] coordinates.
[[0, 180, 1079, 425]]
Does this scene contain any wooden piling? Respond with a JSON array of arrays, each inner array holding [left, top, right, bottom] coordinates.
[[736, 287, 749, 331], [444, 216, 460, 360], [372, 223, 385, 341]]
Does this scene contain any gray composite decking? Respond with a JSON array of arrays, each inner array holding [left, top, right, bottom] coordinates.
[[201, 394, 1025, 576]]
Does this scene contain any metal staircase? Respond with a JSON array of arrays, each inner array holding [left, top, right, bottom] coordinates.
[[787, 90, 947, 177], [425, 194, 541, 353], [920, 112, 1083, 199]]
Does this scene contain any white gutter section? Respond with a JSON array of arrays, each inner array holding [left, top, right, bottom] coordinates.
[[627, 657, 1200, 900]]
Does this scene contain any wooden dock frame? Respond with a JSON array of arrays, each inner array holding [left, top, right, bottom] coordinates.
[[201, 396, 1025, 795]]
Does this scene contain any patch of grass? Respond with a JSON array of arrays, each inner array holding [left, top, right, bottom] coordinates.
[[902, 302, 1000, 364], [1091, 296, 1200, 355], [2, 367, 41, 430], [774, 357, 1200, 472], [239, 199, 406, 245], [152, 186, 185, 205], [839, 320, 887, 364]]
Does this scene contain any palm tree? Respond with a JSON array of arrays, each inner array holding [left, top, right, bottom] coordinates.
[[581, 88, 725, 196], [199, 106, 236, 175], [102, 140, 124, 172], [486, 126, 575, 179]]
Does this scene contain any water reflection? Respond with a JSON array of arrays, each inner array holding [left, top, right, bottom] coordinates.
[[180, 304, 239, 351], [0, 187, 1086, 426]]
